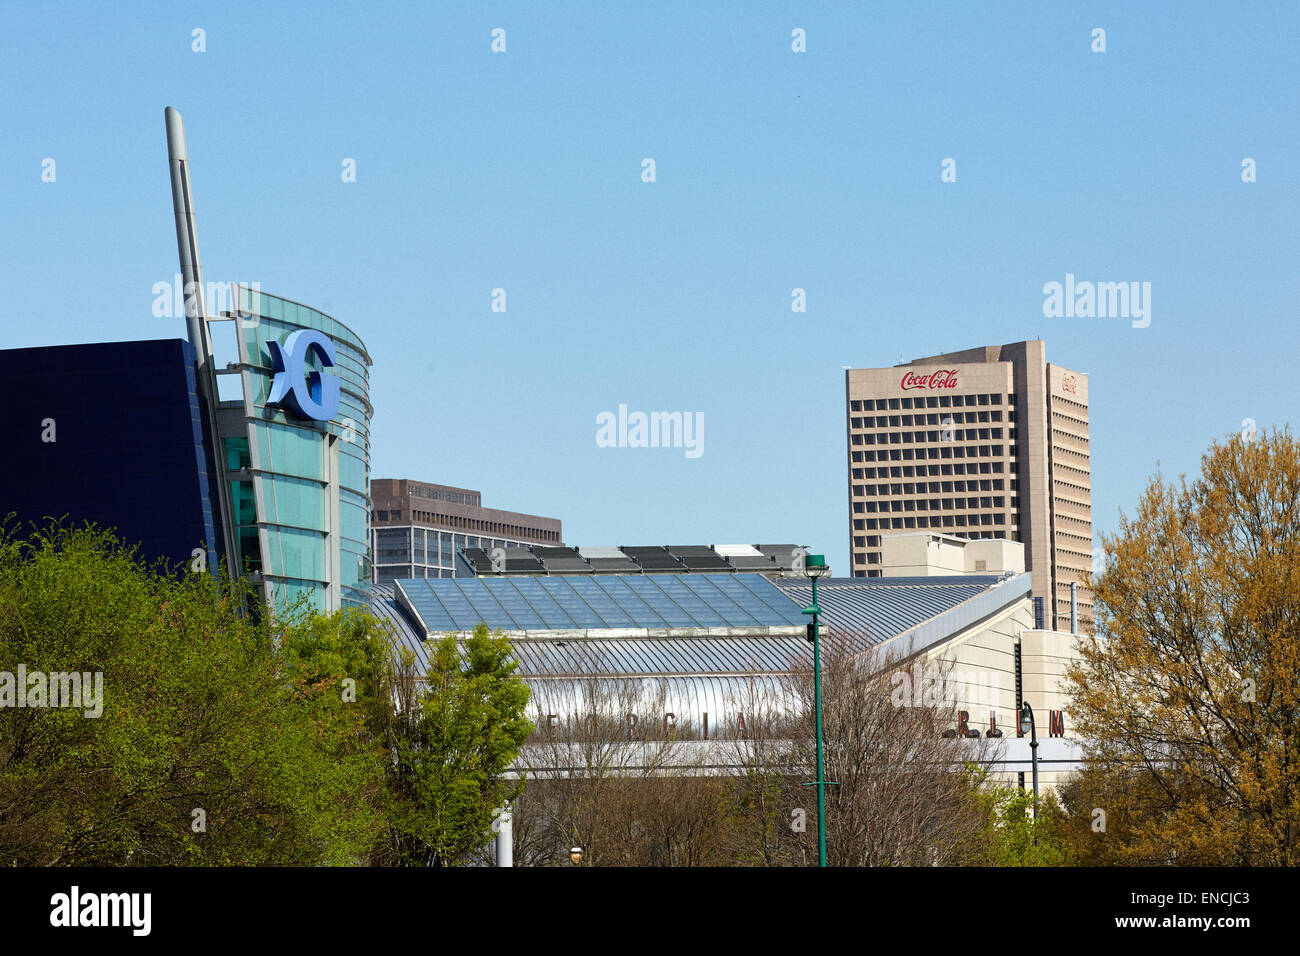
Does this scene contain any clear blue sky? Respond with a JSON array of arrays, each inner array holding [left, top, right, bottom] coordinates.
[[3, 1, 1297, 573]]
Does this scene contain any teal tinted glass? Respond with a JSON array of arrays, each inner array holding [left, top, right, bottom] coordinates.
[[230, 479, 257, 527], [265, 526, 327, 582], [237, 525, 260, 573], [257, 422, 324, 481], [271, 578, 326, 613], [340, 542, 369, 591], [340, 500, 368, 543], [260, 474, 325, 530], [230, 285, 372, 611], [339, 451, 367, 495], [225, 437, 251, 471]]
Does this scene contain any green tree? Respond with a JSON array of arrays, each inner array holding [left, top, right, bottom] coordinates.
[[965, 767, 1071, 866], [373, 623, 533, 866], [0, 521, 387, 865]]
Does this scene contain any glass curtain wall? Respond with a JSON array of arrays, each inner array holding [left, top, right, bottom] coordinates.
[[228, 286, 373, 611]]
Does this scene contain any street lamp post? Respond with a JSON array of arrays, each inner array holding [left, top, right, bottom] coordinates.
[[800, 553, 832, 867], [1020, 700, 1040, 843]]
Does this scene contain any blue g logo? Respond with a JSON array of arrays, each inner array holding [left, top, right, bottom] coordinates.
[[266, 330, 340, 422]]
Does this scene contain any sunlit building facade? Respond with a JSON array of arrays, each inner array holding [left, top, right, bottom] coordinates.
[[215, 286, 373, 610], [0, 110, 375, 617], [845, 340, 1093, 633], [370, 479, 561, 584]]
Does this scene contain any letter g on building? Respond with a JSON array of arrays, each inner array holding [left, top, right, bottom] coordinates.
[[267, 329, 341, 422]]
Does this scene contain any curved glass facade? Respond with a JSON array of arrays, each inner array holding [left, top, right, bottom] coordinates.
[[219, 286, 373, 611]]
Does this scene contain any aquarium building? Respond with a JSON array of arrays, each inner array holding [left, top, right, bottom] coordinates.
[[0, 109, 373, 612]]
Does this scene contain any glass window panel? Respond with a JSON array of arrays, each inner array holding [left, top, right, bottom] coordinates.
[[431, 581, 491, 629], [339, 450, 367, 494], [563, 577, 637, 627], [480, 579, 547, 629], [235, 524, 260, 573], [265, 526, 327, 582], [728, 574, 807, 624], [679, 576, 763, 626], [230, 479, 257, 527], [504, 578, 578, 628], [455, 580, 519, 627], [618, 577, 696, 627], [258, 422, 324, 481], [270, 578, 325, 612], [404, 585, 457, 633], [536, 578, 609, 627], [259, 474, 325, 530], [642, 576, 728, 627], [224, 437, 251, 471], [341, 500, 368, 544], [590, 577, 666, 627], [339, 543, 369, 590]]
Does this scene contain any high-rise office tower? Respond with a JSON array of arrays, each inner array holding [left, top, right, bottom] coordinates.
[[845, 340, 1092, 632]]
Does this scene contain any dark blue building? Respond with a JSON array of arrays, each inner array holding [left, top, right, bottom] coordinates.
[[0, 339, 222, 573]]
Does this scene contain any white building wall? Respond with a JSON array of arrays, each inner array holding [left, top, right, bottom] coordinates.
[[880, 533, 967, 575], [880, 531, 1025, 577], [885, 598, 1082, 791], [963, 537, 1025, 574]]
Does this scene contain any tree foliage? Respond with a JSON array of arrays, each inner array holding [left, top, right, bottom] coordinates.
[[372, 624, 534, 866], [0, 522, 533, 867], [0, 523, 386, 865], [1063, 429, 1300, 865], [966, 767, 1071, 866]]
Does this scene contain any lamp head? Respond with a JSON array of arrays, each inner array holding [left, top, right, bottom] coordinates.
[[804, 553, 829, 580], [1019, 702, 1033, 735]]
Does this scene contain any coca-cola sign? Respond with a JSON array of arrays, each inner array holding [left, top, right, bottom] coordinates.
[[900, 369, 958, 391]]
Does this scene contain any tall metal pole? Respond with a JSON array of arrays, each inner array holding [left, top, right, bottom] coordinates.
[[165, 108, 211, 385], [800, 554, 833, 866], [165, 107, 241, 582], [1022, 700, 1040, 845], [812, 573, 827, 868], [1030, 717, 1040, 823]]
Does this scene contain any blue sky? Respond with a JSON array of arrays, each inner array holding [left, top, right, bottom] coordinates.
[[3, 1, 1297, 573]]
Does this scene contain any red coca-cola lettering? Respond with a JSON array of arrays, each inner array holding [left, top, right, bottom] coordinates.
[[899, 369, 959, 391]]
